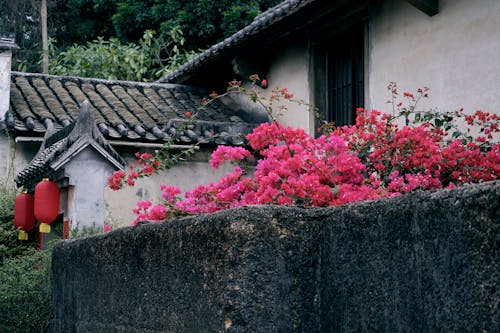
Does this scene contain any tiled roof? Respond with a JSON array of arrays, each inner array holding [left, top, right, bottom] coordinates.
[[15, 101, 126, 190], [0, 33, 19, 52], [8, 72, 261, 145], [159, 0, 319, 83]]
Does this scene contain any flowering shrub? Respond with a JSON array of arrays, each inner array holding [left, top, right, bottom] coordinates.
[[108, 142, 198, 191], [108, 152, 160, 190], [108, 78, 500, 225]]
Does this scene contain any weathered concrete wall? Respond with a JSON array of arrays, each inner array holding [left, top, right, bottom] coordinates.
[[51, 181, 499, 332]]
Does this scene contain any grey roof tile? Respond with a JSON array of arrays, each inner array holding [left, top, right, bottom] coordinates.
[[8, 72, 263, 143], [0, 33, 20, 51]]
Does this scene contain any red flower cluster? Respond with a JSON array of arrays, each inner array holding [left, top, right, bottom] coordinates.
[[278, 87, 293, 99], [228, 79, 242, 88], [465, 110, 499, 140], [108, 170, 126, 190], [107, 152, 160, 190]]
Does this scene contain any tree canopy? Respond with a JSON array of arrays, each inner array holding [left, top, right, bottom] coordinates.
[[1, 0, 282, 74], [61, 0, 281, 49]]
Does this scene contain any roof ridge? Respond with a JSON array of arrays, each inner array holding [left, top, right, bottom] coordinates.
[[252, 0, 302, 22], [158, 0, 320, 83], [45, 122, 75, 147], [11, 71, 191, 90]]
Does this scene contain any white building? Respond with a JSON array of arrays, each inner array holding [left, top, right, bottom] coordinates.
[[161, 0, 500, 134]]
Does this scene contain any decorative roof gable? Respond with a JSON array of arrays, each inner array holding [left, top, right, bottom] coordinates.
[[15, 100, 126, 190]]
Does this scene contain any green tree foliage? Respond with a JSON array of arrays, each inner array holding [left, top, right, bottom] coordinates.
[[62, 0, 281, 49], [2, 0, 281, 73], [0, 186, 38, 265], [0, 0, 72, 72], [55, 0, 117, 45], [48, 27, 198, 81], [0, 249, 52, 333]]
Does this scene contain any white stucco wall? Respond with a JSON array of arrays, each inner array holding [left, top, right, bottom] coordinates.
[[0, 49, 15, 185], [368, 0, 500, 115], [0, 137, 39, 187], [263, 0, 500, 131], [264, 40, 313, 133], [0, 134, 13, 186], [104, 148, 242, 226], [64, 147, 116, 230], [0, 138, 239, 229], [0, 50, 12, 122]]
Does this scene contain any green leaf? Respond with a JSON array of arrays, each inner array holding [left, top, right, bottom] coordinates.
[[331, 186, 339, 195]]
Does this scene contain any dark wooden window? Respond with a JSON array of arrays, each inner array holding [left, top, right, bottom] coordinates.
[[326, 28, 364, 126], [312, 25, 365, 131]]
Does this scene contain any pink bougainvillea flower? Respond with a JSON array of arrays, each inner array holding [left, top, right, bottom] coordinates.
[[209, 146, 252, 168], [160, 185, 182, 203], [140, 152, 153, 160], [108, 170, 126, 190], [112, 83, 499, 226]]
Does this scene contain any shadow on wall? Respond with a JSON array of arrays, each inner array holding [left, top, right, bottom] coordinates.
[[51, 181, 499, 332]]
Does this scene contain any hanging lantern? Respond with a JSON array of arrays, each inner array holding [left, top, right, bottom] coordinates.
[[34, 178, 60, 233], [14, 192, 35, 240]]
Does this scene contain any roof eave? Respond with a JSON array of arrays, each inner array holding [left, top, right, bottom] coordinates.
[[49, 140, 125, 172], [160, 0, 369, 85]]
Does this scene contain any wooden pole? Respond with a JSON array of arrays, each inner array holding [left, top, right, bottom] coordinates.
[[41, 0, 48, 73]]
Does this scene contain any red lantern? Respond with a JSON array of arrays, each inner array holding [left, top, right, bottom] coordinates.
[[34, 178, 60, 233], [14, 192, 35, 240]]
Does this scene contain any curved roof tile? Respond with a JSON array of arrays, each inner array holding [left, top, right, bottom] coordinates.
[[9, 72, 263, 144]]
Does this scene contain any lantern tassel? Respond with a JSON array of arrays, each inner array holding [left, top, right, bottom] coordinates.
[[18, 230, 28, 240], [39, 223, 51, 233]]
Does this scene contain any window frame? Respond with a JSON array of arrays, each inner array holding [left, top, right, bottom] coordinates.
[[310, 20, 368, 133]]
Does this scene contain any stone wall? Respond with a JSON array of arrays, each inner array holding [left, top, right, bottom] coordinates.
[[51, 181, 499, 332]]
